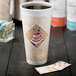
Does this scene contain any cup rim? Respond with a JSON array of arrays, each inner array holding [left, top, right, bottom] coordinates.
[[20, 1, 52, 12]]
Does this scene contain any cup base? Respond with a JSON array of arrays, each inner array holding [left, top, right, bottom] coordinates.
[[27, 59, 47, 65], [52, 25, 66, 27], [0, 37, 14, 43]]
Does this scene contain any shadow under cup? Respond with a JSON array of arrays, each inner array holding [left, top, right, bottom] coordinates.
[[20, 1, 52, 65]]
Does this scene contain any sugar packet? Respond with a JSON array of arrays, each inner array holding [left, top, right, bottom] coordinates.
[[35, 61, 71, 74]]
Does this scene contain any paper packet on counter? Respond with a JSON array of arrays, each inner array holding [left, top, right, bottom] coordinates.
[[0, 21, 15, 42], [35, 61, 71, 74]]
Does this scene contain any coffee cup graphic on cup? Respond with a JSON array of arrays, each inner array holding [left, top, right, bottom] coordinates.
[[30, 25, 44, 48]]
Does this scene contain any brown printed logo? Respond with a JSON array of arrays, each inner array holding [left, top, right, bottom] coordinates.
[[25, 25, 48, 48]]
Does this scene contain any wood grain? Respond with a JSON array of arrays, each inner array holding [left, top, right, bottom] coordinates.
[[6, 24, 71, 76], [63, 28, 76, 76], [0, 41, 13, 76]]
